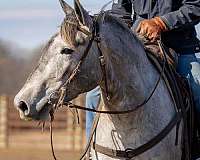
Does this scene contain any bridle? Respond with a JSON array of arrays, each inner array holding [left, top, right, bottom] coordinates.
[[49, 11, 165, 115], [48, 12, 182, 160]]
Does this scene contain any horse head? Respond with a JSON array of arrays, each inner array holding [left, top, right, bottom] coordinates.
[[14, 0, 102, 121]]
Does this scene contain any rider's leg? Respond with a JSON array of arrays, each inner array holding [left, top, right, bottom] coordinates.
[[177, 52, 200, 159], [177, 52, 200, 121], [85, 86, 101, 139]]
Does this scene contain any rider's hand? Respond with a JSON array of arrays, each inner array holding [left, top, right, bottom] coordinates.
[[136, 17, 168, 42]]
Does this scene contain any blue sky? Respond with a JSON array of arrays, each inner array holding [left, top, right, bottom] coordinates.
[[0, 0, 110, 49], [0, 0, 200, 49]]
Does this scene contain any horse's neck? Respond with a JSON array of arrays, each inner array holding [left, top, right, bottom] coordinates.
[[92, 17, 180, 160], [100, 33, 158, 111], [96, 21, 176, 153], [96, 42, 176, 154]]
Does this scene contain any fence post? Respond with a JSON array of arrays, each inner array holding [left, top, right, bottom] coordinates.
[[79, 95, 86, 151], [65, 95, 86, 151], [66, 106, 75, 151], [74, 109, 81, 151], [0, 96, 8, 148], [74, 95, 85, 151]]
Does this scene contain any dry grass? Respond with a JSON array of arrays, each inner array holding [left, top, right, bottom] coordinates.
[[0, 148, 81, 160]]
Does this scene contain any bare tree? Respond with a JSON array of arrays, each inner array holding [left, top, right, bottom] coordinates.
[[0, 39, 43, 95]]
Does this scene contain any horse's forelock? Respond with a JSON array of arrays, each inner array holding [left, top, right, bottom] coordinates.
[[60, 15, 79, 47]]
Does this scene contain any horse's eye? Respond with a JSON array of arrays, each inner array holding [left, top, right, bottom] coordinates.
[[60, 48, 74, 55]]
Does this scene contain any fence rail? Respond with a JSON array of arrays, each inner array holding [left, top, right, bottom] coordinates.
[[0, 95, 86, 151], [0, 96, 8, 148]]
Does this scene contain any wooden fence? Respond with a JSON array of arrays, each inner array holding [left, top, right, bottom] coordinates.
[[0, 95, 86, 151], [0, 96, 8, 148]]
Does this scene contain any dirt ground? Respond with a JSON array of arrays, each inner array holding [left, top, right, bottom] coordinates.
[[0, 148, 80, 160]]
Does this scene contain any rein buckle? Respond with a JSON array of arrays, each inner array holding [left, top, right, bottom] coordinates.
[[125, 148, 134, 159], [94, 36, 101, 42], [99, 56, 105, 66]]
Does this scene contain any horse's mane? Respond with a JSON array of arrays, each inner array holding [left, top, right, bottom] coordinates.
[[102, 12, 136, 38], [43, 33, 59, 52], [99, 12, 143, 51]]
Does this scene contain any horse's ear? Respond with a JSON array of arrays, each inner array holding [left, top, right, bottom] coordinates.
[[74, 0, 92, 28], [59, 0, 74, 15]]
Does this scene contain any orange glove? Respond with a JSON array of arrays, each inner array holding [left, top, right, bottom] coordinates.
[[136, 17, 168, 42]]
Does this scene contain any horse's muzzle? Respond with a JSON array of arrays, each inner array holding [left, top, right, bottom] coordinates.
[[17, 101, 30, 116]]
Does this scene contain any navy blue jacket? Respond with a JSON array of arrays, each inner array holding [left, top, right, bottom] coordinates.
[[113, 0, 200, 53]]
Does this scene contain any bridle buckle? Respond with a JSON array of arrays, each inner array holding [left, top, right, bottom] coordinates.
[[94, 36, 101, 42], [125, 148, 134, 159], [99, 55, 105, 66], [48, 91, 60, 105]]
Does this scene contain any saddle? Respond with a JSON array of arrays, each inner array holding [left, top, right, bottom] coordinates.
[[140, 37, 200, 160]]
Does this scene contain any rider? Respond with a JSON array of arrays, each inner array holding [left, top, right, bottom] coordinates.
[[86, 0, 200, 150]]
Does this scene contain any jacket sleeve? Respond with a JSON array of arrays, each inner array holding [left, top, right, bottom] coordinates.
[[112, 0, 132, 14], [161, 0, 200, 30], [122, 0, 132, 14]]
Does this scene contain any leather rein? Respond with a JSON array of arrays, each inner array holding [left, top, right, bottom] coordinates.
[[49, 13, 182, 160]]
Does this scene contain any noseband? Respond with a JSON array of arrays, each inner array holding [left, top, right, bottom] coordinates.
[[48, 12, 182, 160]]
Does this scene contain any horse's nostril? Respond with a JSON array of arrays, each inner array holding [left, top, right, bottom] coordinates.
[[18, 101, 29, 115]]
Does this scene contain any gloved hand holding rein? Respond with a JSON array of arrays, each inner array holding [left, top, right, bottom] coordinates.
[[136, 17, 169, 42]]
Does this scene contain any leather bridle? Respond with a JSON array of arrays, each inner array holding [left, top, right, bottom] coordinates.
[[49, 12, 182, 160]]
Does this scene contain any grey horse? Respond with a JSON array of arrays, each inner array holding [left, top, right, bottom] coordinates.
[[14, 0, 182, 159]]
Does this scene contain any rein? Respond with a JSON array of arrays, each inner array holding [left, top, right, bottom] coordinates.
[[48, 13, 103, 160], [64, 40, 182, 160], [64, 41, 166, 115], [48, 12, 182, 160]]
